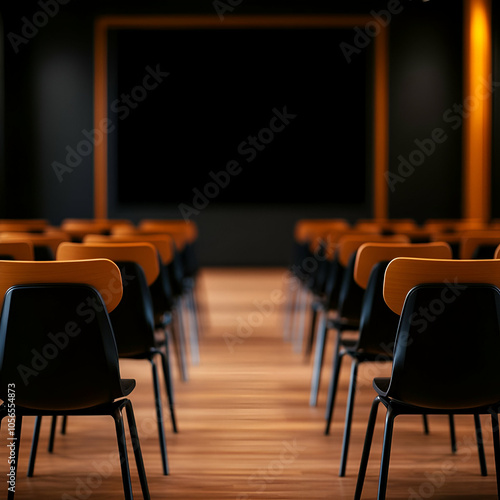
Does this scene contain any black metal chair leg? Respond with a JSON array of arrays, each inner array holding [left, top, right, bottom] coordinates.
[[449, 414, 456, 452], [48, 415, 57, 452], [61, 415, 67, 435], [158, 347, 178, 433], [422, 414, 429, 435], [8, 414, 22, 500], [113, 408, 133, 500], [354, 396, 381, 500], [174, 299, 189, 381], [490, 412, 500, 499], [377, 406, 396, 500], [27, 416, 42, 477], [325, 343, 345, 435], [474, 414, 487, 476], [304, 305, 317, 359], [125, 400, 151, 500], [150, 358, 169, 475], [339, 359, 359, 477], [309, 308, 327, 407]]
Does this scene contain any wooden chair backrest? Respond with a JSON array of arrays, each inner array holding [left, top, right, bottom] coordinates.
[[0, 241, 34, 260], [354, 242, 452, 289], [459, 230, 500, 259], [337, 234, 409, 267], [0, 259, 123, 312], [83, 233, 174, 265], [293, 219, 351, 243], [383, 258, 500, 315], [57, 242, 159, 286], [0, 231, 70, 255], [0, 219, 49, 232]]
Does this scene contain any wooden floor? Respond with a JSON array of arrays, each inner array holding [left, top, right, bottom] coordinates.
[[4, 268, 500, 499]]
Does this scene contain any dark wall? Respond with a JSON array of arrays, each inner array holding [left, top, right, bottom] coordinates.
[[387, 0, 463, 223], [0, 0, 477, 265]]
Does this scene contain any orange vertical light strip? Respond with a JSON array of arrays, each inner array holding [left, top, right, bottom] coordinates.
[[93, 19, 108, 219], [463, 0, 492, 221], [373, 27, 389, 220]]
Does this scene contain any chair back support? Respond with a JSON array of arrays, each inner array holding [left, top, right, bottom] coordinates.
[[354, 242, 452, 289], [0, 231, 70, 260], [0, 241, 34, 260], [337, 234, 409, 267], [84, 233, 174, 266], [383, 258, 500, 315], [57, 242, 159, 285], [0, 219, 49, 232], [0, 259, 122, 312], [0, 260, 126, 410], [460, 230, 500, 259]]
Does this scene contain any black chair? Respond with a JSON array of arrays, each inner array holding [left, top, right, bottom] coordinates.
[[332, 242, 454, 477], [354, 257, 500, 499], [0, 259, 150, 500], [56, 241, 174, 475]]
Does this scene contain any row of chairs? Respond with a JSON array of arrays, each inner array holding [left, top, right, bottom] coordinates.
[[285, 218, 500, 499], [0, 218, 204, 499]]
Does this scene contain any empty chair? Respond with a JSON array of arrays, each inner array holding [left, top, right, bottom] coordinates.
[[56, 241, 174, 475], [331, 242, 453, 477], [354, 257, 500, 499], [0, 259, 149, 500]]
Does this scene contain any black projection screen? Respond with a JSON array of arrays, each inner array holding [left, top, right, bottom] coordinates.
[[105, 21, 372, 215]]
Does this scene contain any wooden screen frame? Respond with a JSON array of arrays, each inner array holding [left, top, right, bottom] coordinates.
[[93, 15, 390, 219]]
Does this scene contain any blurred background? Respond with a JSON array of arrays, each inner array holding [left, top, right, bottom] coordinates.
[[0, 0, 497, 265]]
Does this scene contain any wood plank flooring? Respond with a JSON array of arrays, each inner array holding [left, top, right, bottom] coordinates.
[[2, 268, 499, 499]]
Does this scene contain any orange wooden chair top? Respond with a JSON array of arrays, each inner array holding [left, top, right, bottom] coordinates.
[[57, 242, 159, 286], [459, 230, 500, 259], [383, 258, 500, 315], [0, 259, 123, 312], [0, 241, 35, 260], [336, 233, 409, 267], [83, 233, 175, 266], [0, 231, 70, 255], [354, 242, 452, 289]]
